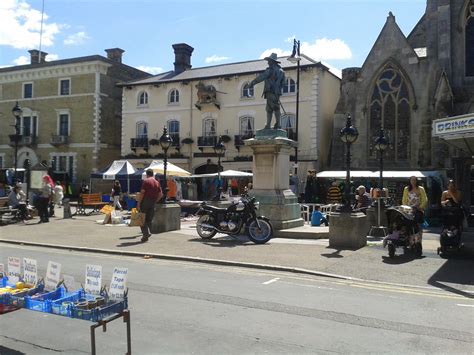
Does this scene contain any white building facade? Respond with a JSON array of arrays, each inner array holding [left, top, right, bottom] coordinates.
[[121, 43, 340, 187]]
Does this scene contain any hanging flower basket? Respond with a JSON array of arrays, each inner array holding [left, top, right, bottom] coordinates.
[[149, 139, 160, 146], [220, 135, 231, 143], [181, 138, 194, 145]]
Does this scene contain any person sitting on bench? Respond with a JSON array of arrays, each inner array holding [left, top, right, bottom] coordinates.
[[7, 184, 29, 221]]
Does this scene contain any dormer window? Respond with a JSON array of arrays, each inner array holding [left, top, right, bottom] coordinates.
[[138, 91, 148, 106]]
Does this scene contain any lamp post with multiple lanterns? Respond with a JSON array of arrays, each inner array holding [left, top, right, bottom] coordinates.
[[213, 136, 226, 200], [11, 102, 22, 183], [159, 127, 173, 203]]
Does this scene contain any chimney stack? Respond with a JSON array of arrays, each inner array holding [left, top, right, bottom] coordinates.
[[105, 48, 125, 63], [172, 43, 194, 74], [28, 50, 48, 64]]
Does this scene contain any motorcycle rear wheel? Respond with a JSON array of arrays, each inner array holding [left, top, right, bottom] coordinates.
[[248, 218, 272, 244], [196, 215, 217, 239]]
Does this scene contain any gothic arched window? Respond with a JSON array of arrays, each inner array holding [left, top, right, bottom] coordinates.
[[466, 5, 474, 76], [369, 64, 411, 161]]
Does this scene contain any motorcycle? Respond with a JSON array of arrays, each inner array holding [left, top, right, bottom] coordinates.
[[195, 196, 273, 244]]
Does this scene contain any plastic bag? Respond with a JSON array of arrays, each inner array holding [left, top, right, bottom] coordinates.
[[129, 208, 145, 227]]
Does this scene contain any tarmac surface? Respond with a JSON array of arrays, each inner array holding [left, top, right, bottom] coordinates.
[[0, 208, 473, 296]]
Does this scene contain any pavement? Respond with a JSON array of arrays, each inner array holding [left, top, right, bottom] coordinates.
[[0, 208, 473, 295]]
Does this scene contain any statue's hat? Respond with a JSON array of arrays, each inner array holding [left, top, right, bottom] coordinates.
[[263, 53, 280, 63]]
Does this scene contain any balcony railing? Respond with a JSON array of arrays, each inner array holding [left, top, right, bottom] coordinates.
[[234, 133, 255, 146], [130, 137, 149, 150], [51, 135, 69, 145], [197, 135, 218, 147]]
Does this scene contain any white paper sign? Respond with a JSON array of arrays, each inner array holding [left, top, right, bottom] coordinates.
[[0, 263, 4, 277], [109, 267, 128, 300], [45, 261, 61, 291], [23, 258, 37, 285], [85, 264, 102, 295], [62, 274, 76, 292], [7, 257, 21, 284]]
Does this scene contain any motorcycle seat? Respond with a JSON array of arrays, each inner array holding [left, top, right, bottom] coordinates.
[[201, 204, 228, 213]]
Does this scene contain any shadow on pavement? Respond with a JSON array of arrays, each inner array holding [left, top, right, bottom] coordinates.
[[116, 240, 144, 247], [428, 253, 474, 299], [188, 236, 256, 248], [381, 254, 424, 264], [119, 235, 142, 240], [0, 346, 25, 355], [321, 249, 344, 258]]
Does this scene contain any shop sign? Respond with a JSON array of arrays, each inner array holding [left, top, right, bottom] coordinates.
[[45, 261, 61, 291], [7, 257, 21, 284], [433, 115, 474, 136], [23, 258, 37, 285], [85, 264, 102, 295], [109, 267, 128, 300]]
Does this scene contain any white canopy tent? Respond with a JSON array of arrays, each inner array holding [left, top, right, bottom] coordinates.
[[90, 160, 138, 192], [142, 160, 191, 178], [189, 169, 253, 178]]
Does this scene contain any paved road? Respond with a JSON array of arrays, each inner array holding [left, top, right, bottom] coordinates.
[[1, 245, 473, 354]]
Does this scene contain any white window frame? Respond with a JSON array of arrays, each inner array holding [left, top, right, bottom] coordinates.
[[168, 89, 180, 104], [239, 116, 254, 136], [51, 153, 76, 181], [137, 91, 149, 106], [56, 109, 71, 136], [58, 78, 71, 96], [203, 118, 216, 137], [136, 121, 148, 138], [281, 78, 296, 95], [241, 82, 254, 99], [23, 82, 33, 99]]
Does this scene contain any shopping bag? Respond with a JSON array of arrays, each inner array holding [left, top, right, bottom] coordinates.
[[102, 213, 111, 225], [100, 204, 114, 214], [129, 208, 145, 227], [111, 209, 123, 225]]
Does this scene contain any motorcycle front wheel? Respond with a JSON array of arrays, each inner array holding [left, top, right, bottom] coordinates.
[[196, 215, 217, 239], [248, 218, 273, 244]]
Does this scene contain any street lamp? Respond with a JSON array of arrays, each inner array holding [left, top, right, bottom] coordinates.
[[213, 136, 226, 200], [374, 128, 389, 198], [159, 126, 173, 203], [339, 113, 359, 212], [288, 39, 301, 175], [11, 102, 22, 184]]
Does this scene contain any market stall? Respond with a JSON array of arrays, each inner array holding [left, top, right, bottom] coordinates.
[[90, 160, 143, 194]]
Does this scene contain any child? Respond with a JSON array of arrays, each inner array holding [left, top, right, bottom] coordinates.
[[311, 205, 328, 226]]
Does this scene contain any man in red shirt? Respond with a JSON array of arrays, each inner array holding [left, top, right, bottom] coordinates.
[[137, 169, 163, 242]]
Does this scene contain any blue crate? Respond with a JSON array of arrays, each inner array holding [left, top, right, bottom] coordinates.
[[50, 289, 90, 316], [4, 283, 45, 308], [71, 298, 128, 322], [24, 286, 68, 313]]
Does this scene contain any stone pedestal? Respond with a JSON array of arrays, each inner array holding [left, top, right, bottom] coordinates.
[[245, 129, 304, 230], [328, 212, 368, 249], [151, 203, 181, 234]]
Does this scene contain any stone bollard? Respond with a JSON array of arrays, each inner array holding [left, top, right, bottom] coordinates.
[[63, 198, 72, 219]]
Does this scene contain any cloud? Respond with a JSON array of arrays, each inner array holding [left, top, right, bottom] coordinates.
[[0, 0, 62, 49], [259, 37, 352, 62], [45, 53, 58, 61], [13, 55, 29, 65], [205, 55, 230, 64], [136, 66, 164, 75], [64, 31, 89, 46]]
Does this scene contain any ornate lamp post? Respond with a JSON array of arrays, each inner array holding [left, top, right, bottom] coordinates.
[[159, 127, 173, 203], [213, 136, 226, 200], [339, 114, 359, 212], [374, 128, 389, 199], [11, 102, 22, 183], [288, 39, 301, 175]]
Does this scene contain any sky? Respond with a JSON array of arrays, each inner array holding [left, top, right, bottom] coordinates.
[[0, 0, 427, 77]]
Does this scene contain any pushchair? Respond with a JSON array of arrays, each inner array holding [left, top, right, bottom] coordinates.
[[383, 206, 423, 258], [437, 204, 464, 255]]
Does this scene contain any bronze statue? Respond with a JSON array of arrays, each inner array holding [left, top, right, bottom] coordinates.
[[249, 53, 286, 129]]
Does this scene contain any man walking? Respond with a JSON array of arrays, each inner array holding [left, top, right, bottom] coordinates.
[[137, 169, 163, 242]]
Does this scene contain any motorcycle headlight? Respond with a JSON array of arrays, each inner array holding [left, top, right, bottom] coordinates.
[[254, 202, 260, 210]]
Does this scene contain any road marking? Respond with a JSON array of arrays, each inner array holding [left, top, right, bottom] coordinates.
[[262, 277, 280, 285], [350, 283, 467, 300], [456, 304, 474, 307]]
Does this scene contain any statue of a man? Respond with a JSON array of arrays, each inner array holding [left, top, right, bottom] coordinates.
[[249, 53, 286, 129]]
